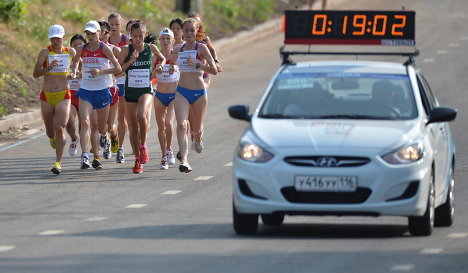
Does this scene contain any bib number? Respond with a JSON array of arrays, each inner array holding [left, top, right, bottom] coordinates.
[[48, 54, 70, 73], [128, 69, 150, 88]]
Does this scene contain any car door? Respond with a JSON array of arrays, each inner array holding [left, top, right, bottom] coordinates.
[[416, 73, 449, 194]]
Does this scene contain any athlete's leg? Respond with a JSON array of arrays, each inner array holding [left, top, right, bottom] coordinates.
[[154, 97, 168, 156], [79, 99, 93, 156], [90, 110, 99, 158], [165, 101, 175, 151], [174, 92, 190, 162], [41, 100, 55, 140], [96, 105, 110, 136], [191, 94, 208, 143], [117, 98, 127, 148], [125, 101, 140, 158], [54, 99, 70, 164], [66, 104, 79, 143], [137, 94, 153, 147]]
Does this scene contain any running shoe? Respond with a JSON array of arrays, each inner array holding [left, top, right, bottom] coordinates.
[[103, 139, 111, 159], [194, 141, 204, 154], [92, 158, 102, 170], [116, 148, 125, 163], [51, 161, 61, 175], [166, 149, 176, 165], [81, 154, 91, 169], [179, 161, 192, 173], [68, 138, 78, 156], [99, 133, 109, 148], [139, 145, 149, 164], [50, 137, 56, 149], [160, 157, 169, 170], [133, 160, 143, 173], [176, 151, 182, 161], [110, 136, 119, 153]]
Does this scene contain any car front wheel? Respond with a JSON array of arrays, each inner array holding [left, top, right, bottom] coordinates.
[[408, 170, 435, 236], [435, 163, 455, 227], [233, 204, 258, 235]]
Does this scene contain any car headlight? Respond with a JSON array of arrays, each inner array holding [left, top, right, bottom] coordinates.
[[238, 142, 273, 162], [381, 142, 424, 164]]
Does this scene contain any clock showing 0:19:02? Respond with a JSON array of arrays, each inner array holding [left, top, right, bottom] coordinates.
[[284, 10, 415, 46]]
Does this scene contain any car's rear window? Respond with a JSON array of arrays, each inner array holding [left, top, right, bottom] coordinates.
[[259, 72, 417, 120]]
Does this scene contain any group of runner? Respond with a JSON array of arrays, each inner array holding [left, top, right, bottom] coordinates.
[[33, 11, 221, 175]]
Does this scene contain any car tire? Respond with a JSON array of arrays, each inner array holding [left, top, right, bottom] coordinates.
[[233, 205, 258, 235], [261, 214, 284, 226], [408, 170, 435, 236], [435, 163, 455, 227]]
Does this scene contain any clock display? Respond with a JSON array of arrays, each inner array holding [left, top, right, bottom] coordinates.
[[284, 10, 415, 45]]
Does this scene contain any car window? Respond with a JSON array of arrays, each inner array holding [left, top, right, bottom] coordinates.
[[259, 70, 417, 120], [416, 74, 436, 115]]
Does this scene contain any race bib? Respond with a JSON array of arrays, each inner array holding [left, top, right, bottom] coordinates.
[[157, 65, 179, 83], [48, 54, 70, 73], [82, 64, 102, 85], [128, 69, 150, 88], [68, 79, 81, 91]]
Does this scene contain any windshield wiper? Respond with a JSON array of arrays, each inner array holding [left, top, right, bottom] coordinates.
[[258, 113, 294, 119], [318, 115, 397, 120]]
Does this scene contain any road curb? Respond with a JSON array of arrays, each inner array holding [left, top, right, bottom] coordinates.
[[0, 108, 42, 133]]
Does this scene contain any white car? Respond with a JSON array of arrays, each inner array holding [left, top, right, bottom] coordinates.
[[229, 57, 457, 236]]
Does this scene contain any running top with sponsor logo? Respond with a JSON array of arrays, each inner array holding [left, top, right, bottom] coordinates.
[[43, 46, 72, 76], [125, 43, 152, 93], [155, 58, 179, 83], [80, 42, 113, 91], [109, 34, 127, 85], [177, 42, 204, 74]]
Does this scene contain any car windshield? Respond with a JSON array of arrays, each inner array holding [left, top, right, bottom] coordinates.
[[259, 69, 417, 120]]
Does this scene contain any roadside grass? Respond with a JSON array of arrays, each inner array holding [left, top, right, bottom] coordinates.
[[0, 0, 304, 117]]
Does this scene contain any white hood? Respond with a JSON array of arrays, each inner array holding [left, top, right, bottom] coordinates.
[[251, 118, 420, 150]]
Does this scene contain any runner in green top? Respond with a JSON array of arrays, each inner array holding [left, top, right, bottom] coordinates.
[[118, 21, 165, 174]]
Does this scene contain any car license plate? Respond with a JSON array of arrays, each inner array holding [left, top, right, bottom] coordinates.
[[294, 176, 357, 192]]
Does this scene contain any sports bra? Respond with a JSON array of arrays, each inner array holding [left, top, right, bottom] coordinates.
[[42, 46, 71, 76]]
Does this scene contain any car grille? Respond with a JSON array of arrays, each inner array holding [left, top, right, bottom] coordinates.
[[281, 187, 372, 204], [284, 156, 370, 167]]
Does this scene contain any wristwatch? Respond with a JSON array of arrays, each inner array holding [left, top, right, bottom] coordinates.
[[195, 63, 201, 69]]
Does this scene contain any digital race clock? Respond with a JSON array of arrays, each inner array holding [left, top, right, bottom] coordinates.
[[284, 10, 415, 45]]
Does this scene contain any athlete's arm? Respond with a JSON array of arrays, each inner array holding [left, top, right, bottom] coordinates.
[[69, 46, 83, 79], [205, 36, 222, 73], [33, 49, 53, 78], [97, 44, 121, 76], [118, 45, 138, 72], [112, 46, 123, 77], [197, 43, 218, 75], [168, 46, 180, 75], [150, 44, 166, 76]]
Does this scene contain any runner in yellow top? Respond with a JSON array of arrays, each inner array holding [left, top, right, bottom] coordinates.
[[33, 25, 76, 174]]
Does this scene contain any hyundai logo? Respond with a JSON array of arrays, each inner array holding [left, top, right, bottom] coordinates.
[[317, 157, 338, 167]]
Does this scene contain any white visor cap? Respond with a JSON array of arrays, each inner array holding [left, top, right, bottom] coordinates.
[[159, 27, 174, 39], [48, 25, 65, 39], [84, 21, 100, 33]]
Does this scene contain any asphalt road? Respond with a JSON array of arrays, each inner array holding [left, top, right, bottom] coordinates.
[[1, 0, 468, 272]]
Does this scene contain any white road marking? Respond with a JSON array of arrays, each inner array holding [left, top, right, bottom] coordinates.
[[0, 143, 5, 148], [420, 248, 443, 254], [38, 230, 64, 236], [225, 162, 233, 167], [447, 232, 468, 238], [84, 216, 108, 222], [422, 58, 435, 63], [194, 176, 213, 181], [448, 43, 459, 47], [125, 204, 147, 209], [162, 190, 181, 195], [390, 264, 415, 271], [0, 245, 15, 252], [436, 50, 447, 54]]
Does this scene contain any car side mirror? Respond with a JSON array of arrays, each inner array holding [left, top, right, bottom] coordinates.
[[228, 104, 251, 122], [427, 107, 457, 125]]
